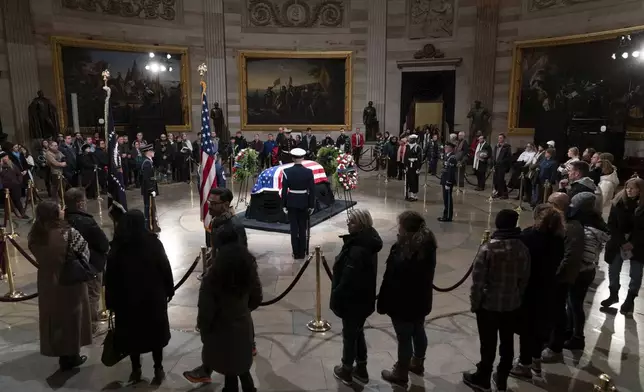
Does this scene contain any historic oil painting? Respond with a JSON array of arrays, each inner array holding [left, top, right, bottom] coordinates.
[[52, 37, 190, 132], [239, 51, 352, 130], [508, 28, 644, 138]]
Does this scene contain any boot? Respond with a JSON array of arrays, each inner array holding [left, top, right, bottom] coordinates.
[[620, 293, 636, 316], [381, 362, 409, 387], [462, 369, 491, 392], [352, 362, 369, 384], [409, 356, 425, 376], [128, 369, 142, 384], [492, 372, 508, 392], [600, 290, 619, 308], [151, 367, 165, 386], [563, 336, 585, 350], [333, 364, 353, 386]]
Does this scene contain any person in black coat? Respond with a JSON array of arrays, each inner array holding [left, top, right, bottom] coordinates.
[[384, 136, 399, 179], [105, 210, 175, 386], [207, 187, 247, 251], [94, 140, 109, 194], [77, 144, 98, 199], [492, 133, 512, 199], [377, 211, 437, 387], [601, 177, 644, 316], [511, 204, 565, 379], [64, 187, 110, 331], [330, 210, 383, 385]]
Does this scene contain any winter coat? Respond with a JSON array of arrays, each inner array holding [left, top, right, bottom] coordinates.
[[65, 208, 110, 272], [330, 227, 383, 320], [104, 233, 175, 355], [564, 177, 603, 213], [30, 228, 93, 357], [198, 250, 262, 375], [599, 170, 619, 207], [0, 163, 23, 188], [376, 237, 437, 321], [605, 197, 644, 263], [568, 192, 610, 272], [557, 219, 585, 284], [520, 227, 564, 310]]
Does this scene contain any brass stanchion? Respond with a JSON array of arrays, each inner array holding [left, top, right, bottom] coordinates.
[[456, 164, 463, 194], [2, 228, 24, 299], [487, 168, 496, 202], [514, 173, 527, 213], [543, 180, 551, 203], [423, 159, 429, 188], [384, 158, 389, 184], [306, 246, 331, 333], [4, 189, 17, 238], [95, 167, 103, 201], [594, 374, 617, 391], [98, 285, 109, 321], [58, 175, 65, 209], [481, 229, 491, 244], [27, 180, 36, 223], [149, 195, 153, 232], [197, 246, 208, 281]]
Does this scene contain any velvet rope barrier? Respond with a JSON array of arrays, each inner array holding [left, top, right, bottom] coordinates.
[[260, 255, 312, 306]]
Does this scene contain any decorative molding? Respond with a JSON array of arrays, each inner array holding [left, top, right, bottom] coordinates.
[[244, 0, 347, 29], [408, 0, 456, 39], [61, 0, 178, 21], [528, 0, 636, 12], [396, 58, 463, 69]]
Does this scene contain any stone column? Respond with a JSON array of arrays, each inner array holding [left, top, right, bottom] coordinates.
[[470, 0, 500, 118], [366, 0, 387, 136], [203, 0, 227, 126], [1, 0, 39, 143]]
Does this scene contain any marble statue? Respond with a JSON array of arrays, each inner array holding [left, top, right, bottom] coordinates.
[[467, 100, 491, 136], [363, 101, 378, 140], [28, 90, 59, 140]]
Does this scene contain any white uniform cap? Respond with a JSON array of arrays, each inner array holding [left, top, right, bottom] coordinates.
[[409, 134, 418, 139], [547, 140, 555, 147], [290, 148, 306, 158]]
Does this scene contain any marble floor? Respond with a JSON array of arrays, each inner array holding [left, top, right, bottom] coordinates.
[[0, 167, 642, 392]]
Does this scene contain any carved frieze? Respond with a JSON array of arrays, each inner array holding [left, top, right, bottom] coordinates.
[[408, 0, 455, 39], [529, 0, 635, 12], [245, 0, 347, 28], [61, 0, 177, 21]]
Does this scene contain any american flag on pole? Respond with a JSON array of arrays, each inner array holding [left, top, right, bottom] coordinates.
[[105, 97, 127, 217], [199, 81, 217, 229], [251, 160, 327, 194]]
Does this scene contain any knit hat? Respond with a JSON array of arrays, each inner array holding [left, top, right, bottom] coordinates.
[[570, 192, 596, 214], [495, 209, 519, 230]]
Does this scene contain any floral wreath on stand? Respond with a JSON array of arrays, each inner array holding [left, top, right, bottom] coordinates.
[[316, 146, 340, 176], [335, 153, 358, 191], [232, 148, 259, 207]]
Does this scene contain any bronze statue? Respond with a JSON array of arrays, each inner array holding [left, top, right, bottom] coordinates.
[[363, 101, 378, 140], [467, 100, 490, 137], [209, 102, 227, 140], [28, 90, 59, 140]]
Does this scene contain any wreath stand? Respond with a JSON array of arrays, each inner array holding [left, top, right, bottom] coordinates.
[[235, 176, 251, 209]]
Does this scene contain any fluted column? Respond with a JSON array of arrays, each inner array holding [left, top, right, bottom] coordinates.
[[366, 0, 387, 133], [203, 0, 227, 123], [2, 0, 39, 143], [470, 0, 500, 114]]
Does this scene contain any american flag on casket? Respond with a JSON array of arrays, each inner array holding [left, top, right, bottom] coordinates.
[[252, 160, 328, 195]]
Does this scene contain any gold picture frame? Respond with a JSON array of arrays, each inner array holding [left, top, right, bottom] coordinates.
[[51, 36, 191, 132], [238, 50, 353, 131], [507, 25, 644, 138]]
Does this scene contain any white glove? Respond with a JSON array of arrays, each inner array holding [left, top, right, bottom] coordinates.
[[283, 208, 288, 215], [308, 208, 314, 215], [416, 170, 420, 175], [444, 185, 451, 191], [151, 191, 157, 197]]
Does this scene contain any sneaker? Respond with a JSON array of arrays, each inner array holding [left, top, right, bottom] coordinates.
[[509, 361, 531, 379], [462, 370, 491, 392], [183, 365, 212, 384], [333, 365, 353, 386], [563, 337, 585, 351], [352, 363, 369, 384], [540, 348, 563, 363]]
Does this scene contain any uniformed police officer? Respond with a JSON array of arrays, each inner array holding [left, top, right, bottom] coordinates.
[[281, 148, 315, 260], [404, 134, 422, 201], [439, 142, 457, 222], [140, 143, 159, 228]]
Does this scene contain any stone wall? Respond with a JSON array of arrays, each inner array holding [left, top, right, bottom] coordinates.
[[0, 4, 13, 138]]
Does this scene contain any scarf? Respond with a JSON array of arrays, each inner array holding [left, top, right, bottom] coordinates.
[[490, 227, 522, 240], [211, 208, 234, 229]]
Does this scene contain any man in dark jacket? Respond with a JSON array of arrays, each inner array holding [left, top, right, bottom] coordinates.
[[558, 160, 603, 213], [206, 187, 247, 252], [541, 192, 584, 363], [64, 187, 110, 331], [492, 133, 512, 199]]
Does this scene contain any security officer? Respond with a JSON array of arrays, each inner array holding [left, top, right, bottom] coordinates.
[[439, 142, 457, 222], [404, 134, 422, 201], [281, 148, 315, 260], [140, 143, 159, 229]]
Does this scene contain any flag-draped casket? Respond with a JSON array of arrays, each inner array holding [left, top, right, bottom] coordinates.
[[245, 160, 335, 223]]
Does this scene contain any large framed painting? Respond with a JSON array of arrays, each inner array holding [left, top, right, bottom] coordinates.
[[51, 37, 191, 133], [507, 26, 644, 139], [238, 50, 353, 131]]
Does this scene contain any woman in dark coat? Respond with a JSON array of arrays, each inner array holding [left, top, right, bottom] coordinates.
[[28, 200, 92, 371], [183, 231, 262, 391], [511, 204, 565, 379], [0, 151, 28, 219], [377, 211, 437, 387], [77, 144, 97, 199], [330, 209, 383, 385], [384, 136, 399, 179], [105, 210, 175, 385], [601, 177, 644, 316]]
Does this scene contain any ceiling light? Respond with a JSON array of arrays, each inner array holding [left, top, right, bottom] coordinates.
[[622, 52, 629, 59], [145, 65, 150, 70], [168, 66, 173, 72], [166, 54, 171, 59], [612, 53, 616, 60], [633, 51, 640, 58], [150, 63, 160, 73], [160, 65, 167, 72], [149, 52, 155, 58]]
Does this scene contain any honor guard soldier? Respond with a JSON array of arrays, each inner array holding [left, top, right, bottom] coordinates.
[[404, 134, 422, 201], [439, 142, 457, 222], [281, 148, 315, 260], [140, 143, 158, 228], [279, 129, 298, 164]]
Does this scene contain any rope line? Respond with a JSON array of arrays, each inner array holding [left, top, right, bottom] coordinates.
[[172, 255, 200, 293], [0, 292, 38, 302], [259, 255, 312, 306], [8, 238, 40, 268]]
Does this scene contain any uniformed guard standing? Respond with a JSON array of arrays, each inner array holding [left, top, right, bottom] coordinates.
[[140, 144, 159, 229], [404, 134, 422, 201], [279, 129, 298, 164], [439, 142, 457, 222], [281, 148, 315, 260]]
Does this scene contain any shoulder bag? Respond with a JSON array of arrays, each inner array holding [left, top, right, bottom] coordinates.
[[59, 229, 97, 286], [101, 312, 127, 367]]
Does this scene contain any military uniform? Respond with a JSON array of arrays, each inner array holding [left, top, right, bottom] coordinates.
[[404, 136, 422, 201], [439, 148, 457, 222], [140, 144, 158, 228], [279, 135, 298, 164], [281, 149, 315, 259]]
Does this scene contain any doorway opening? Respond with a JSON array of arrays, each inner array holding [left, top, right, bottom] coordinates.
[[400, 70, 455, 139]]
